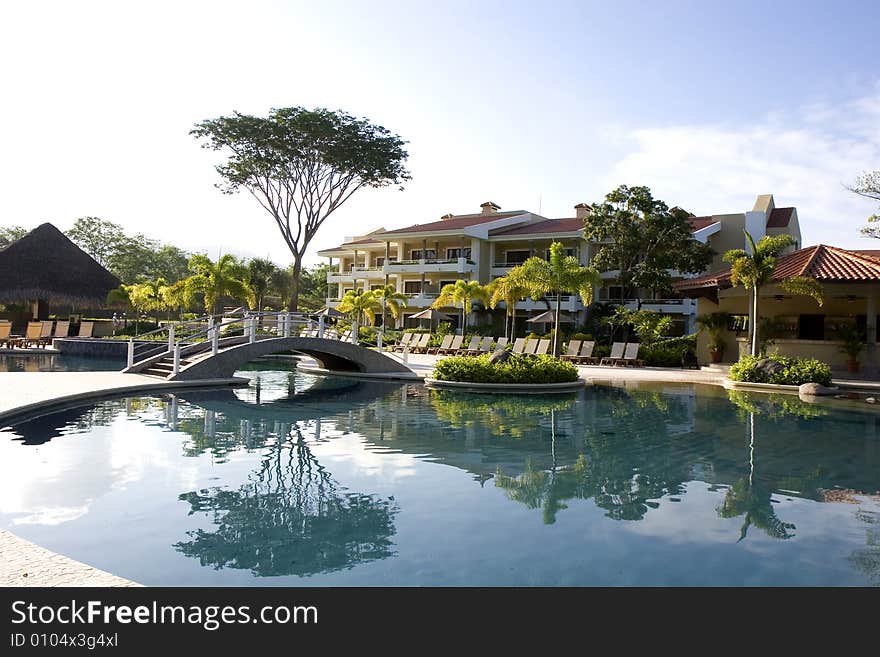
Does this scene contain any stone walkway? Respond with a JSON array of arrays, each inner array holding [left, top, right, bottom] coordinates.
[[0, 529, 138, 587]]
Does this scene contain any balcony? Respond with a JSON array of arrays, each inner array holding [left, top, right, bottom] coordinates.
[[385, 258, 476, 275], [327, 265, 385, 283], [401, 293, 438, 308], [618, 298, 696, 315], [512, 295, 583, 312], [490, 260, 529, 276], [325, 297, 341, 308]]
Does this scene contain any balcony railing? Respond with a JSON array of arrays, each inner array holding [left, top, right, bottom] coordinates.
[[492, 260, 528, 268]]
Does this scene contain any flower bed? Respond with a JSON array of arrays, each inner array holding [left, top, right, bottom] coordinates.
[[432, 354, 579, 384]]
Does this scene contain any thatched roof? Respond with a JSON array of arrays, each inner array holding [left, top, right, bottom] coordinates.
[[0, 223, 121, 306]]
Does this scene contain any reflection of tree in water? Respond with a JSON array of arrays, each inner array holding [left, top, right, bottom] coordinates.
[[174, 425, 398, 577], [848, 507, 880, 586], [430, 391, 578, 439], [495, 388, 696, 523], [716, 413, 795, 541]]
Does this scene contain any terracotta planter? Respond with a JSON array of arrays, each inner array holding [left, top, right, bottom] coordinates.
[[846, 359, 859, 374], [709, 349, 724, 364]]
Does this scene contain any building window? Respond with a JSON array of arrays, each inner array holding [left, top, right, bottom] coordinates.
[[798, 314, 825, 340], [370, 284, 384, 291], [446, 247, 472, 259], [505, 250, 530, 265], [411, 249, 437, 260], [403, 281, 422, 294], [375, 257, 385, 267], [605, 285, 623, 300]]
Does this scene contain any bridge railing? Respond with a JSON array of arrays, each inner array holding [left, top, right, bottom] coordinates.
[[126, 309, 356, 373]]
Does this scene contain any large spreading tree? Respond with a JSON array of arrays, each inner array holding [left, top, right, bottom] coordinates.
[[191, 107, 410, 310], [849, 170, 880, 238], [585, 185, 714, 305]]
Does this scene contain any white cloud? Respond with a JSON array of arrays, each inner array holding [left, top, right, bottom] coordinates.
[[603, 89, 880, 249]]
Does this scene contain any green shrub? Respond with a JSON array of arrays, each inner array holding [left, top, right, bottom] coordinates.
[[640, 334, 697, 367], [433, 354, 579, 384], [728, 355, 832, 386]]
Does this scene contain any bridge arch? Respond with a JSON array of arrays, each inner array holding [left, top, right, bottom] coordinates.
[[166, 337, 414, 381]]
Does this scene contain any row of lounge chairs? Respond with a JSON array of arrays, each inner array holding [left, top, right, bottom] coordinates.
[[0, 320, 93, 349], [298, 326, 353, 342], [389, 332, 646, 367], [559, 340, 644, 367]]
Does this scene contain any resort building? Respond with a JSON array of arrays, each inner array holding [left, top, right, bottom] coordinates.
[[318, 194, 804, 333], [676, 244, 880, 373]]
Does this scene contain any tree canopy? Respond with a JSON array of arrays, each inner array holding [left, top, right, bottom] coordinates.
[[191, 106, 410, 310], [0, 225, 28, 248], [850, 170, 880, 238], [585, 185, 714, 303]]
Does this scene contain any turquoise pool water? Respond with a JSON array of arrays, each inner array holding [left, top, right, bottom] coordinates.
[[0, 360, 878, 586]]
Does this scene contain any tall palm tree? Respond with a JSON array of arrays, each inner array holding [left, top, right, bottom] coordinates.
[[511, 241, 600, 356], [337, 289, 382, 337], [723, 231, 823, 357], [432, 279, 488, 336], [185, 254, 255, 315], [486, 275, 531, 339], [247, 258, 278, 311], [375, 283, 408, 330]]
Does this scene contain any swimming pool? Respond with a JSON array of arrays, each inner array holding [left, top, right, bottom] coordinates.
[[1, 359, 877, 586], [0, 353, 122, 372]]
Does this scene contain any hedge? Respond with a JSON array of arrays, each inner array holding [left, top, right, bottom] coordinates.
[[728, 355, 832, 386], [433, 354, 579, 384]]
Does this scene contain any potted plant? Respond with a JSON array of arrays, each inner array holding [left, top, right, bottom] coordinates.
[[697, 312, 731, 364], [836, 322, 865, 373]]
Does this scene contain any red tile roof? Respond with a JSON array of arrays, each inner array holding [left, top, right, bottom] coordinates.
[[490, 217, 584, 236], [687, 216, 718, 231], [766, 207, 795, 228], [379, 211, 524, 236], [675, 244, 880, 292], [318, 235, 384, 252]]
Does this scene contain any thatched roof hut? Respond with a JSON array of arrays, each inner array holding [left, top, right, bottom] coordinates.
[[0, 223, 121, 307]]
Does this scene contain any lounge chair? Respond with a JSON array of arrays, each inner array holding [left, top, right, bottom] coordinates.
[[617, 342, 644, 367], [472, 336, 494, 355], [522, 338, 539, 355], [17, 322, 44, 348], [510, 337, 527, 355], [533, 339, 551, 356], [495, 337, 508, 350], [392, 332, 414, 352], [339, 329, 352, 343], [411, 333, 432, 353], [429, 335, 454, 354], [600, 342, 626, 366], [574, 341, 599, 365], [54, 321, 70, 339], [560, 340, 582, 362], [0, 321, 13, 348], [438, 335, 463, 354], [459, 336, 481, 355], [78, 321, 94, 338]]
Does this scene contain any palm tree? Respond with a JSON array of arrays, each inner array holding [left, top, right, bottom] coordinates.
[[185, 254, 255, 315], [486, 275, 531, 339], [510, 241, 600, 356], [247, 258, 278, 311], [338, 289, 382, 341], [375, 283, 408, 330], [432, 279, 488, 336], [723, 231, 823, 357]]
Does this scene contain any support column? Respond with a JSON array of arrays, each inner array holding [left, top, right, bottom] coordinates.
[[420, 239, 427, 295], [384, 242, 390, 286], [867, 288, 877, 375]]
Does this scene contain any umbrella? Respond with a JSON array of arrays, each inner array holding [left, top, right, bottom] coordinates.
[[315, 307, 345, 318], [526, 310, 573, 324], [409, 308, 452, 330]]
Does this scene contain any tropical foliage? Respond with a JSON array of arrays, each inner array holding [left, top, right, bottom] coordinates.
[[850, 170, 880, 238], [723, 231, 823, 356], [486, 275, 531, 339], [432, 279, 488, 335], [337, 289, 382, 326], [374, 283, 407, 329], [509, 241, 600, 355], [182, 254, 255, 314], [696, 311, 732, 352], [728, 355, 832, 386], [432, 354, 579, 384]]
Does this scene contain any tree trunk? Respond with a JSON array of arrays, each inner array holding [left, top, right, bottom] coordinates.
[[461, 301, 467, 336], [553, 293, 561, 356], [289, 256, 303, 311], [750, 287, 760, 357]]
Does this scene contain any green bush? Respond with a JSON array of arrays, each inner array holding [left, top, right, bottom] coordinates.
[[640, 334, 697, 367], [433, 354, 579, 384], [728, 355, 832, 386]]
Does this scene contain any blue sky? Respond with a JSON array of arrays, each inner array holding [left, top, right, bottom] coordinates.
[[1, 0, 878, 263]]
